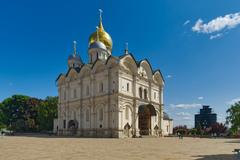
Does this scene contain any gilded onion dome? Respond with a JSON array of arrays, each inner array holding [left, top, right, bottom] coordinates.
[[89, 11, 113, 52]]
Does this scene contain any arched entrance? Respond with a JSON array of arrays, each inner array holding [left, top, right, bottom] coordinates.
[[68, 120, 78, 135], [138, 104, 156, 135], [124, 123, 131, 137]]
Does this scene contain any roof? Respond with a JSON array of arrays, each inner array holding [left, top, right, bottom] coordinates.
[[163, 112, 172, 120], [56, 52, 165, 83]]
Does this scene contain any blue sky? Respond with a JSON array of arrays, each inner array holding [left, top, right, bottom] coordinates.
[[0, 0, 240, 127]]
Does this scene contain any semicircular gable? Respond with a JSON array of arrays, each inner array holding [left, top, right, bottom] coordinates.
[[138, 59, 153, 79], [153, 70, 164, 86], [106, 56, 118, 68], [66, 68, 78, 80], [79, 65, 91, 78], [119, 54, 138, 74], [56, 74, 66, 85], [92, 60, 107, 73]]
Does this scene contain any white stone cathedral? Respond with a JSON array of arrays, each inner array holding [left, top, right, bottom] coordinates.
[[54, 11, 173, 138]]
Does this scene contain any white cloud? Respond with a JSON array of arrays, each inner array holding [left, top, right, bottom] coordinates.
[[170, 103, 202, 109], [210, 33, 223, 40], [182, 116, 191, 120], [192, 12, 240, 34], [176, 112, 191, 116], [166, 75, 172, 79], [183, 20, 190, 26], [197, 96, 204, 100], [226, 97, 240, 105]]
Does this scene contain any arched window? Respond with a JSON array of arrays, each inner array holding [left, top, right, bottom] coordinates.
[[86, 109, 90, 122], [139, 87, 142, 98], [125, 107, 129, 120], [99, 108, 103, 121], [144, 89, 148, 100]]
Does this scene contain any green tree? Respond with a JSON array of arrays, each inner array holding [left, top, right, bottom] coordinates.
[[189, 128, 197, 136], [0, 103, 7, 129], [1, 95, 30, 131], [226, 102, 240, 135], [1, 95, 41, 131], [36, 96, 58, 131]]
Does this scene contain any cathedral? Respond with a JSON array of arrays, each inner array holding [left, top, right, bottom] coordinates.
[[54, 11, 173, 138]]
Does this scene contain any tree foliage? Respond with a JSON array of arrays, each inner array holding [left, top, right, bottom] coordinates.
[[0, 95, 58, 132], [210, 123, 227, 136], [36, 96, 58, 131], [226, 101, 240, 134], [173, 125, 188, 135]]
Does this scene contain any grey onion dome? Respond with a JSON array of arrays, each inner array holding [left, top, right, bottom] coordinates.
[[89, 41, 107, 50], [68, 53, 83, 68], [68, 54, 82, 61]]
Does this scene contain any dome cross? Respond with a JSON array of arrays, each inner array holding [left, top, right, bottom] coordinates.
[[73, 40, 77, 56]]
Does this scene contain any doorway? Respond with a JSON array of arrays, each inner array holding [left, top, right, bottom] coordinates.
[[138, 104, 156, 135]]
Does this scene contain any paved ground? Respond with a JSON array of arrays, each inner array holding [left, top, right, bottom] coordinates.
[[0, 135, 239, 160]]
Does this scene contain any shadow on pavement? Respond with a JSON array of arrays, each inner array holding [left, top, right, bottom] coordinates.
[[225, 140, 240, 143], [193, 154, 238, 160]]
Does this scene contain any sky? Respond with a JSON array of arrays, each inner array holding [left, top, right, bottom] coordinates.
[[0, 0, 240, 127]]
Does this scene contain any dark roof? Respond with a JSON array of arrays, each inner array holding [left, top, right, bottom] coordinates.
[[163, 112, 172, 120]]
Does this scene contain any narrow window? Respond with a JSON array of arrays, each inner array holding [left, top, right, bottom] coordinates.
[[86, 85, 89, 96], [125, 107, 129, 120], [74, 89, 77, 98], [64, 91, 66, 100], [74, 111, 76, 119], [86, 109, 90, 122], [144, 89, 147, 100], [127, 83, 129, 92], [99, 82, 103, 92], [154, 92, 156, 99], [139, 87, 142, 98], [63, 120, 66, 128], [99, 108, 103, 121]]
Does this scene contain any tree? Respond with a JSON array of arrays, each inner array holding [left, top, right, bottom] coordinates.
[[0, 95, 58, 132], [173, 125, 188, 135], [36, 96, 58, 131], [1, 95, 30, 131], [0, 103, 6, 125], [210, 122, 227, 136], [189, 128, 197, 136], [226, 101, 240, 135]]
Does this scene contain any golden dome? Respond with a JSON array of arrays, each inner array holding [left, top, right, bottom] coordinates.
[[89, 20, 113, 51]]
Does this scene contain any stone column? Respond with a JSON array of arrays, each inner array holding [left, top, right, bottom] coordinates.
[[80, 78, 83, 132], [107, 68, 111, 136], [159, 87, 164, 137], [148, 81, 152, 102], [132, 75, 140, 137], [66, 82, 70, 135]]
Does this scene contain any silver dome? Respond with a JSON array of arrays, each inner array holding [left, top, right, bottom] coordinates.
[[89, 41, 107, 50]]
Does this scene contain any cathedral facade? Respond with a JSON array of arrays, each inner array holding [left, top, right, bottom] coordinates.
[[54, 12, 171, 138]]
